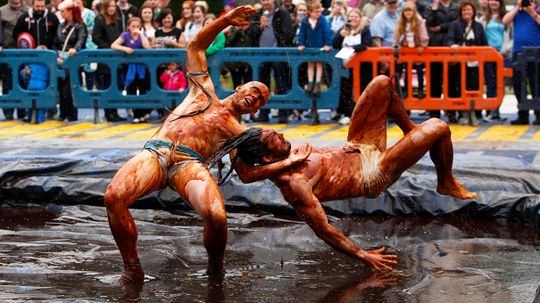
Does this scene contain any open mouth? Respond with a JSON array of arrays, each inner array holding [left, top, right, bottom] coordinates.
[[244, 97, 252, 106]]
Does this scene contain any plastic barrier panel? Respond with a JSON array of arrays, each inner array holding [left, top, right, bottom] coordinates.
[[0, 49, 61, 109]]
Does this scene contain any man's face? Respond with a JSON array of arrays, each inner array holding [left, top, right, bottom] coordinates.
[[235, 82, 269, 114], [262, 0, 274, 11], [283, 0, 292, 7], [33, 0, 46, 14], [385, 1, 398, 13], [10, 0, 23, 11], [260, 129, 291, 163]]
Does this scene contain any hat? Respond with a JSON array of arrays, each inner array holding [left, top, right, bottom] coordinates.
[[58, 0, 75, 11], [385, 0, 398, 3], [17, 33, 36, 49]]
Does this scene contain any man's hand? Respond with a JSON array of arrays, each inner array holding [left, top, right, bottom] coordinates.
[[450, 44, 459, 51], [359, 247, 398, 271], [124, 47, 134, 54], [321, 45, 331, 52], [430, 25, 441, 32], [260, 14, 269, 28], [298, 45, 305, 52], [68, 48, 76, 56], [288, 143, 312, 165], [524, 4, 537, 16], [226, 5, 257, 27]]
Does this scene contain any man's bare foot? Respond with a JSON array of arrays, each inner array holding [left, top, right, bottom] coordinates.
[[437, 178, 478, 200], [117, 268, 145, 287]]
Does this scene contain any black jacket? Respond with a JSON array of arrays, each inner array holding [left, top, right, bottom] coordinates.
[[0, 20, 4, 46], [247, 7, 295, 47], [425, 2, 458, 46], [54, 21, 87, 52], [13, 9, 59, 49], [447, 19, 487, 46], [92, 15, 121, 48], [332, 26, 372, 52]]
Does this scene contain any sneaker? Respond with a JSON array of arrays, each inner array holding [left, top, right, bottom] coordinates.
[[338, 116, 351, 125], [305, 82, 314, 93], [312, 83, 321, 96], [331, 112, 342, 121]]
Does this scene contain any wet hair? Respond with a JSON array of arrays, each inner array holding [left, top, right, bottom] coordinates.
[[206, 128, 265, 169]]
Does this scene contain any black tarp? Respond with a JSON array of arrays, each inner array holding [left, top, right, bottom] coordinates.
[[1, 151, 539, 228]]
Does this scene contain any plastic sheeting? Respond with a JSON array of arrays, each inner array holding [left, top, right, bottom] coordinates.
[[0, 150, 539, 228]]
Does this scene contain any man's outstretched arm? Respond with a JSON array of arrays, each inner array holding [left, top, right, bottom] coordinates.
[[186, 6, 256, 74]]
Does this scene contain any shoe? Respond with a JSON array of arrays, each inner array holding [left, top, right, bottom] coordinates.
[[252, 116, 269, 122], [510, 118, 529, 125], [312, 83, 321, 96], [67, 116, 78, 122], [331, 113, 342, 121], [533, 120, 540, 126], [56, 116, 66, 121], [278, 117, 288, 123], [305, 82, 314, 93], [338, 116, 351, 125], [113, 114, 127, 121], [106, 115, 120, 122]]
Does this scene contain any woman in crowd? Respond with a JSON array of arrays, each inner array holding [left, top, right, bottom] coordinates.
[[203, 14, 225, 57], [178, 4, 206, 47], [55, 0, 88, 122], [140, 1, 156, 45], [332, 8, 372, 125], [327, 0, 348, 37], [153, 8, 182, 48], [394, 1, 428, 98], [176, 0, 195, 32], [93, 0, 126, 121], [447, 1, 487, 124], [481, 0, 508, 121]]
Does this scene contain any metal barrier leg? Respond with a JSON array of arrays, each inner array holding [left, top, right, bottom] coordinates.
[[31, 100, 37, 124], [311, 99, 320, 125], [93, 100, 101, 124], [468, 100, 478, 126]]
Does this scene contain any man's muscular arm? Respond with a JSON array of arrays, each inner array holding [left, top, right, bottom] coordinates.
[[234, 144, 312, 183], [186, 6, 256, 74]]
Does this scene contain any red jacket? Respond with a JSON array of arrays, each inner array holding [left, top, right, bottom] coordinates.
[[160, 69, 187, 91]]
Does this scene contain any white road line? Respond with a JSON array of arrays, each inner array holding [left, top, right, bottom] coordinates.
[[58, 149, 92, 157]]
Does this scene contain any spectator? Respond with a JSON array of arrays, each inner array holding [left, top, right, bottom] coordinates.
[[447, 1, 487, 124], [225, 24, 257, 88], [194, 0, 209, 13], [370, 0, 398, 47], [0, 14, 4, 48], [140, 1, 156, 45], [332, 8, 372, 124], [293, 2, 308, 45], [1, 0, 27, 120], [282, 0, 296, 14], [178, 4, 205, 47], [503, 0, 540, 125], [297, 2, 332, 96], [13, 0, 59, 49], [327, 0, 348, 36], [54, 0, 88, 122], [176, 0, 194, 32], [477, 0, 489, 20], [111, 17, 151, 123], [76, 0, 97, 91], [394, 1, 428, 98], [203, 14, 225, 56], [481, 0, 508, 122], [117, 0, 139, 31], [93, 0, 126, 122], [405, 0, 426, 18], [425, 0, 457, 119], [247, 0, 295, 123], [362, 0, 384, 20], [91, 0, 101, 16], [159, 62, 187, 93], [153, 8, 182, 48], [20, 44, 49, 123], [48, 0, 60, 14]]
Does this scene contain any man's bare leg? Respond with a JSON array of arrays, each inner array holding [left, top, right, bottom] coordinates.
[[280, 173, 397, 270], [104, 151, 166, 285], [170, 162, 228, 275], [379, 119, 477, 199]]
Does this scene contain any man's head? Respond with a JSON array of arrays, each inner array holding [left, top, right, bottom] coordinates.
[[232, 81, 270, 115], [32, 0, 46, 15], [236, 128, 291, 165], [9, 0, 23, 11], [384, 0, 398, 14], [261, 0, 275, 11]]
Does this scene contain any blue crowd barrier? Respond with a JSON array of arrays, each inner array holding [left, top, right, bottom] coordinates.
[[0, 49, 62, 110], [515, 47, 540, 111]]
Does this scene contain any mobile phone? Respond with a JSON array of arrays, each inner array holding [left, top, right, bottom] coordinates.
[[522, 0, 531, 7]]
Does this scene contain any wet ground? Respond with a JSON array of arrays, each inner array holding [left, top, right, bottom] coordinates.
[[0, 203, 539, 302]]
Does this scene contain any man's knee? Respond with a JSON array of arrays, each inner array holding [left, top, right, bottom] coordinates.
[[425, 118, 450, 137], [104, 186, 125, 212]]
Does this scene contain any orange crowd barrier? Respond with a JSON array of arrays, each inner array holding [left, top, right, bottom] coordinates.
[[346, 46, 513, 111]]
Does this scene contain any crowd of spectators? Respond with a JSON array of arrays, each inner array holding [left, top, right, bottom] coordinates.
[[1, 0, 540, 125]]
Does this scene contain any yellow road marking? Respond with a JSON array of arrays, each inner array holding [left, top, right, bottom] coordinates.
[[318, 125, 348, 140], [531, 128, 540, 141], [251, 123, 288, 130], [122, 126, 160, 140], [387, 125, 403, 140], [281, 124, 337, 139], [26, 122, 111, 139], [476, 125, 528, 141], [0, 120, 23, 128], [0, 121, 66, 138], [72, 123, 155, 139], [449, 125, 477, 140]]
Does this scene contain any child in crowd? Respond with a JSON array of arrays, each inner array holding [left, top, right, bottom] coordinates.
[[111, 17, 151, 123], [394, 2, 429, 98], [20, 45, 50, 123], [160, 62, 187, 93], [297, 2, 333, 95]]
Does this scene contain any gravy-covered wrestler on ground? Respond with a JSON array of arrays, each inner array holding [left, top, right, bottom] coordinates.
[[217, 75, 477, 271], [104, 6, 310, 286]]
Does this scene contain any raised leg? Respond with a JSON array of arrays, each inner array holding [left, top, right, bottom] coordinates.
[[169, 162, 228, 275], [104, 150, 166, 286], [379, 118, 477, 200], [279, 173, 397, 270]]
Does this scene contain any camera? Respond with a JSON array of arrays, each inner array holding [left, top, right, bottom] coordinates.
[[464, 39, 475, 46], [345, 21, 351, 29], [522, 0, 531, 7]]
